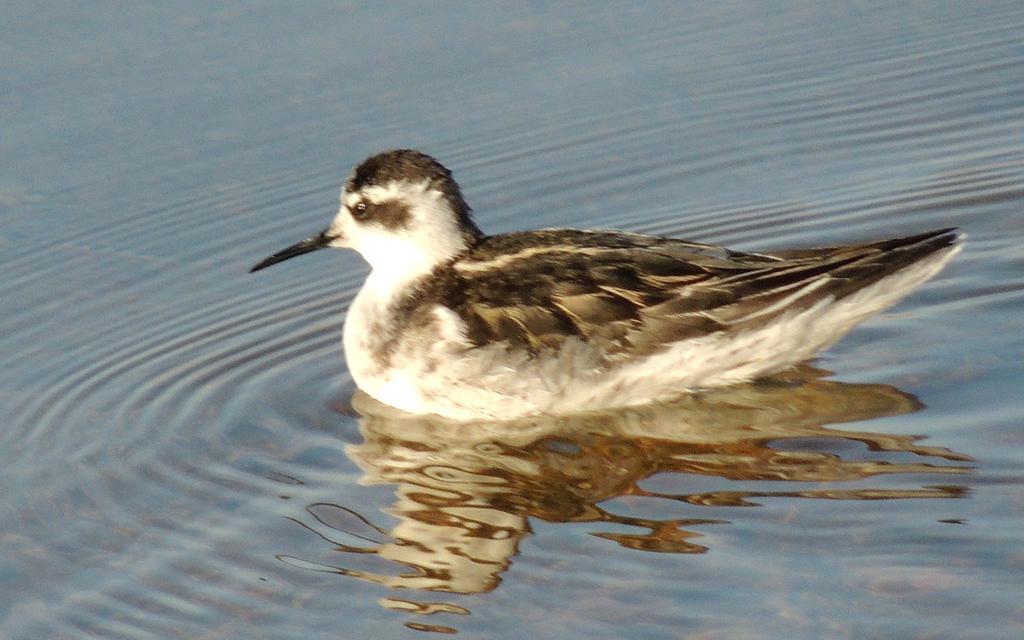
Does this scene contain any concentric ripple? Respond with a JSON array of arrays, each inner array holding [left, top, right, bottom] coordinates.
[[3, 2, 1024, 639]]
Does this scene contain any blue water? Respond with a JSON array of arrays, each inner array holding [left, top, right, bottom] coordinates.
[[3, 2, 1023, 638]]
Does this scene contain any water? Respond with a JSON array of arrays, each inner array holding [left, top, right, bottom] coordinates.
[[3, 2, 1023, 638]]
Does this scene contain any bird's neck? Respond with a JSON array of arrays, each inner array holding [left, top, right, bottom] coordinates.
[[359, 243, 456, 299], [357, 220, 481, 296]]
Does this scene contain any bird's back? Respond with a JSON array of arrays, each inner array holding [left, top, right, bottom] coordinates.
[[403, 227, 961, 361]]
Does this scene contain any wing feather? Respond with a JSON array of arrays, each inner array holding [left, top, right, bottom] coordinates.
[[403, 228, 960, 359]]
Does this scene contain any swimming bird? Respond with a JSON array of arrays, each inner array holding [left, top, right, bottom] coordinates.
[[250, 149, 962, 421]]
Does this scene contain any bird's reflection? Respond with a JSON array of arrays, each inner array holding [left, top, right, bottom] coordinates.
[[279, 367, 970, 633]]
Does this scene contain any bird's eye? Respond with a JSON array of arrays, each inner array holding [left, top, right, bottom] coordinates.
[[352, 201, 369, 219]]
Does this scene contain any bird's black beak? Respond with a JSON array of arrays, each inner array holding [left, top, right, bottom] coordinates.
[[249, 229, 334, 273]]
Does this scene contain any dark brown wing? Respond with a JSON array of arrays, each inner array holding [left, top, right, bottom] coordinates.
[[406, 228, 960, 358]]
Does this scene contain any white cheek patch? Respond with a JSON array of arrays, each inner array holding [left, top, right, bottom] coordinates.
[[332, 179, 470, 289], [342, 180, 437, 233], [354, 180, 463, 246]]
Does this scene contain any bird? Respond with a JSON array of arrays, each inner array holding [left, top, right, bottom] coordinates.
[[250, 149, 962, 421]]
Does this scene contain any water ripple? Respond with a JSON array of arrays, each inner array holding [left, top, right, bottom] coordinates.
[[4, 2, 1024, 638]]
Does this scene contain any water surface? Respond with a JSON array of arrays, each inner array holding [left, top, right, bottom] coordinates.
[[3, 2, 1024, 638]]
